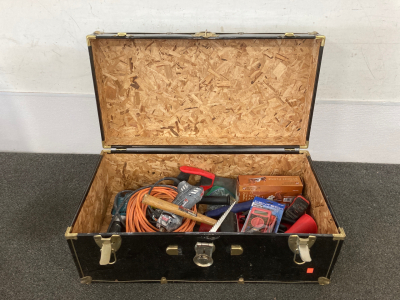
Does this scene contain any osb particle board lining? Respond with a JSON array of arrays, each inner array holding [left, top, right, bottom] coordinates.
[[91, 38, 321, 146], [302, 158, 338, 234], [72, 156, 124, 233], [73, 153, 338, 235]]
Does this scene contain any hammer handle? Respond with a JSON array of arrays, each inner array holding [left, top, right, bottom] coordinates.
[[143, 194, 217, 226]]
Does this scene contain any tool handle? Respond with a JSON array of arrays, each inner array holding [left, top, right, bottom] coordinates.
[[205, 200, 253, 218], [179, 166, 215, 190], [143, 194, 217, 226], [199, 195, 230, 205]]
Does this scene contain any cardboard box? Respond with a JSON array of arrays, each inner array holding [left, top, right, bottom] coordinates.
[[237, 175, 303, 203]]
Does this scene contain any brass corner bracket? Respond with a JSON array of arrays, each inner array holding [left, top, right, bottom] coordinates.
[[80, 276, 92, 284], [102, 141, 111, 149], [299, 150, 310, 157], [333, 227, 346, 241], [86, 35, 96, 46], [316, 35, 326, 47], [300, 141, 309, 149], [318, 277, 330, 285], [65, 227, 78, 240]]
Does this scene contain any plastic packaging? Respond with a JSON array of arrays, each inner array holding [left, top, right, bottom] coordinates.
[[241, 197, 285, 233]]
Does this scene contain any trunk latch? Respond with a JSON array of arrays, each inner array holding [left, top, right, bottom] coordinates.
[[288, 235, 316, 265], [193, 242, 215, 267], [94, 235, 121, 265]]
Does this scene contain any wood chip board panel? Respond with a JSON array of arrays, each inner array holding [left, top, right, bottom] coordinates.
[[72, 153, 338, 235], [91, 38, 321, 146]]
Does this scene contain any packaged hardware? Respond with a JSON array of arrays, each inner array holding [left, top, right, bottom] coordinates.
[[241, 197, 285, 233], [237, 175, 303, 204]]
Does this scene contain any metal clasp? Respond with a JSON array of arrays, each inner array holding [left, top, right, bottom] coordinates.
[[288, 235, 316, 265], [94, 235, 121, 265], [193, 242, 215, 267]]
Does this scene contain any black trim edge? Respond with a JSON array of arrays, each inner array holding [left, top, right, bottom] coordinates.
[[111, 147, 300, 154], [67, 240, 84, 278], [326, 240, 344, 279], [94, 32, 317, 40], [306, 45, 324, 142], [88, 46, 105, 141]]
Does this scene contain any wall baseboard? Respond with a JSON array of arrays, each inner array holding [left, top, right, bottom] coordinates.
[[0, 92, 398, 164]]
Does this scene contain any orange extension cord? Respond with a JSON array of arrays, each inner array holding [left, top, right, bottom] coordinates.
[[125, 186, 197, 232]]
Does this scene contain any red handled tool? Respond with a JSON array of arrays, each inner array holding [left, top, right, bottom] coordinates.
[[177, 166, 215, 191]]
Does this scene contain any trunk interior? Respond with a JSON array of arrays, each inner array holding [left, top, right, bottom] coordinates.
[[71, 152, 338, 235]]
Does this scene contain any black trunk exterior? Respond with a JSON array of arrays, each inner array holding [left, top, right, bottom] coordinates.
[[69, 232, 339, 283]]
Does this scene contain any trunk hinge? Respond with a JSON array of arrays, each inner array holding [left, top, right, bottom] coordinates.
[[94, 235, 122, 265], [193, 30, 218, 38]]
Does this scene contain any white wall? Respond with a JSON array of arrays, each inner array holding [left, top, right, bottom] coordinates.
[[0, 0, 399, 163]]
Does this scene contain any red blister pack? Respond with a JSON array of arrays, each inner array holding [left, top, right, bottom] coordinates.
[[241, 207, 272, 233]]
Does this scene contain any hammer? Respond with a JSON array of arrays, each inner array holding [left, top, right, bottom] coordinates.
[[142, 194, 217, 226]]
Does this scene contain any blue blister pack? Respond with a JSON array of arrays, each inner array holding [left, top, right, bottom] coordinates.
[[247, 197, 285, 233]]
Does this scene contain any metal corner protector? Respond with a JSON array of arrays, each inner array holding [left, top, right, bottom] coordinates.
[[65, 226, 78, 240], [318, 277, 330, 285], [315, 35, 326, 46], [86, 34, 96, 46], [300, 141, 309, 149], [80, 276, 92, 284], [299, 150, 310, 156], [102, 141, 111, 148], [333, 227, 346, 240]]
